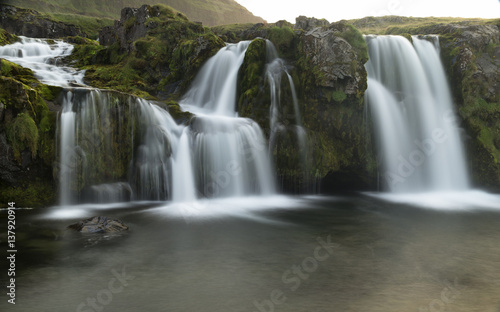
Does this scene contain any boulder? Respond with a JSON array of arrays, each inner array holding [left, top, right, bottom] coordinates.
[[301, 23, 367, 96], [67, 216, 129, 233]]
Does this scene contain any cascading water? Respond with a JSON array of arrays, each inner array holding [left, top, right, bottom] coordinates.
[[180, 41, 276, 198], [57, 89, 183, 204], [0, 36, 85, 87], [265, 40, 309, 192], [3, 35, 277, 204], [365, 35, 470, 193], [181, 41, 250, 116]]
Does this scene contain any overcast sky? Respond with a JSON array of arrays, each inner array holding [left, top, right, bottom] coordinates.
[[235, 0, 500, 23]]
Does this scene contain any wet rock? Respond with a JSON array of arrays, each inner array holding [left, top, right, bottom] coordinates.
[[68, 216, 129, 233]]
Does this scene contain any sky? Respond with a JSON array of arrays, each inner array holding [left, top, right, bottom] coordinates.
[[235, 0, 500, 23]]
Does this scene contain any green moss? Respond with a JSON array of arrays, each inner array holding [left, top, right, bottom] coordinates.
[[336, 23, 369, 63], [6, 113, 39, 164], [164, 100, 193, 124], [0, 180, 56, 208], [328, 90, 347, 103], [1, 59, 35, 81], [44, 13, 113, 38], [0, 28, 18, 46], [237, 38, 268, 130], [267, 26, 298, 60], [38, 109, 57, 166]]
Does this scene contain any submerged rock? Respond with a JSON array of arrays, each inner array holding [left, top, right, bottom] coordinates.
[[68, 216, 129, 233]]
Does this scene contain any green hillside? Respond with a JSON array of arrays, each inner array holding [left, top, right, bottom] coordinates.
[[2, 0, 265, 26]]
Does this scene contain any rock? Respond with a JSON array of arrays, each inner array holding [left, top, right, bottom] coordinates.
[[0, 133, 20, 184], [0, 4, 84, 38], [301, 22, 366, 95], [99, 5, 163, 52], [295, 16, 330, 31], [67, 216, 129, 233], [436, 24, 499, 50]]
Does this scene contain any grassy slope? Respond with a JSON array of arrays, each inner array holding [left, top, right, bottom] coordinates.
[[3, 0, 265, 27], [348, 15, 499, 34]]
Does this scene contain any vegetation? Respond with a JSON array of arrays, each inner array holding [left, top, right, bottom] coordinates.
[[6, 113, 39, 163], [0, 28, 18, 46], [3, 0, 265, 27], [43, 13, 114, 39], [349, 15, 499, 35]]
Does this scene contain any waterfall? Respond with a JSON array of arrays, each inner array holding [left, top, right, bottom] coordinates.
[[0, 36, 85, 87], [365, 35, 470, 193], [180, 41, 276, 198], [1, 35, 279, 204], [181, 41, 250, 116], [264, 40, 309, 192], [57, 90, 183, 204]]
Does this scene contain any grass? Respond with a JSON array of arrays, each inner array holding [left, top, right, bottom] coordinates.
[[44, 13, 114, 39], [3, 0, 264, 27], [348, 16, 500, 35]]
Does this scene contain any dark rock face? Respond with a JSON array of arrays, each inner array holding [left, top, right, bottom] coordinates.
[[0, 133, 20, 184], [0, 4, 84, 38], [100, 5, 163, 52], [68, 216, 129, 233]]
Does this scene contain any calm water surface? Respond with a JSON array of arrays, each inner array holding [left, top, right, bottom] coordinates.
[[1, 194, 500, 312]]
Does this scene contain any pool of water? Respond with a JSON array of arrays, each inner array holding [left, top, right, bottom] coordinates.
[[1, 193, 500, 311]]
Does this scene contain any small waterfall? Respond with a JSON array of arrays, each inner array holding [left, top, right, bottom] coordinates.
[[0, 36, 85, 87], [180, 41, 276, 198], [59, 92, 76, 205], [265, 40, 309, 192], [365, 35, 470, 193], [181, 41, 250, 116], [57, 90, 181, 204], [171, 128, 196, 202]]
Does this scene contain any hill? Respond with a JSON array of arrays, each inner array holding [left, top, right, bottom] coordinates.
[[1, 0, 265, 27]]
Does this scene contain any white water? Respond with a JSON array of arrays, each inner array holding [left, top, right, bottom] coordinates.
[[181, 41, 250, 116], [56, 40, 277, 204], [180, 41, 276, 198], [58, 90, 190, 204], [365, 35, 470, 193], [0, 36, 85, 87], [265, 41, 309, 190]]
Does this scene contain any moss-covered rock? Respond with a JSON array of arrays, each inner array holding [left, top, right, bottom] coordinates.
[[237, 38, 268, 129], [68, 4, 225, 100], [0, 45, 61, 207], [0, 27, 18, 45], [5, 112, 39, 164], [236, 20, 376, 193]]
